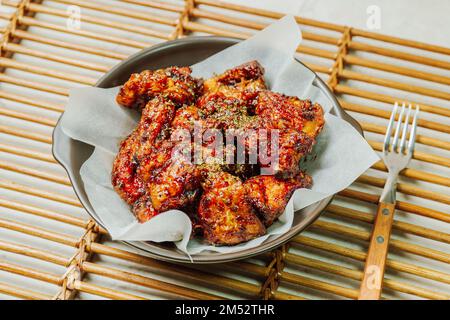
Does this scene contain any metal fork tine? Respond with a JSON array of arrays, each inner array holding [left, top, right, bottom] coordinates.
[[392, 102, 406, 152], [408, 105, 420, 154], [383, 102, 398, 153], [400, 104, 412, 154]]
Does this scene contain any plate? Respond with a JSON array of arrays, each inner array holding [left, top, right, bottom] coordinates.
[[53, 36, 363, 264]]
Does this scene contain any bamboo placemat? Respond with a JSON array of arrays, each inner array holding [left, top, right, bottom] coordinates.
[[0, 0, 449, 300]]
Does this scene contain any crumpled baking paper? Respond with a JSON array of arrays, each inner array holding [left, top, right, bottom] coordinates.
[[59, 16, 379, 255]]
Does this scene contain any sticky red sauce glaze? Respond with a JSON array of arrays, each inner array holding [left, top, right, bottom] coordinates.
[[254, 91, 324, 137], [244, 172, 312, 227], [111, 62, 325, 245], [111, 135, 146, 205], [198, 172, 266, 245], [116, 66, 201, 110]]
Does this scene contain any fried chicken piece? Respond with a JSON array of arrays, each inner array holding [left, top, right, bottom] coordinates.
[[111, 132, 146, 205], [244, 171, 312, 227], [258, 129, 314, 178], [171, 105, 201, 131], [197, 171, 266, 245], [112, 97, 174, 204], [113, 97, 194, 223], [113, 62, 323, 235], [131, 193, 159, 223], [134, 134, 202, 214], [116, 66, 201, 110], [201, 61, 267, 104], [252, 91, 324, 177], [254, 91, 324, 139], [197, 92, 254, 130]]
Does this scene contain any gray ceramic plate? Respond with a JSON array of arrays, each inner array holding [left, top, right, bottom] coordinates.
[[53, 37, 363, 264]]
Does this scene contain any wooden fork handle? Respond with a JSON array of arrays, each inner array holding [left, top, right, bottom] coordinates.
[[358, 202, 396, 300]]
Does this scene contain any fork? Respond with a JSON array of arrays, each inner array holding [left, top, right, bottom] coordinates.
[[358, 102, 419, 300]]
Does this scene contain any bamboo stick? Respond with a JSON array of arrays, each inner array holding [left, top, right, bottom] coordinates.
[[12, 29, 127, 60], [181, 20, 337, 60], [326, 204, 450, 244], [0, 57, 97, 85], [293, 236, 450, 285], [338, 189, 450, 223], [0, 12, 13, 20], [50, 0, 177, 27], [0, 217, 79, 247], [182, 19, 248, 38], [0, 209, 278, 299], [284, 253, 450, 300], [10, 27, 330, 78], [372, 161, 450, 187], [0, 281, 52, 300], [0, 260, 61, 285], [0, 218, 265, 298], [190, 7, 340, 45], [82, 261, 225, 300], [305, 63, 331, 75], [72, 280, 147, 300], [340, 69, 450, 101], [19, 16, 151, 49], [335, 84, 450, 118], [0, 198, 87, 228], [271, 291, 306, 300], [0, 209, 446, 298], [0, 180, 81, 207], [0, 160, 71, 185], [120, 0, 184, 13], [0, 240, 69, 266], [310, 220, 450, 264], [350, 28, 450, 56], [348, 41, 450, 70], [0, 90, 64, 112], [0, 125, 52, 144], [280, 271, 358, 299], [369, 140, 450, 168], [194, 0, 345, 32], [360, 121, 450, 152], [356, 174, 450, 205], [3, 42, 110, 73], [0, 143, 56, 163], [343, 55, 450, 86], [0, 106, 57, 126], [0, 73, 69, 96], [26, 2, 172, 40], [221, 260, 268, 278], [89, 242, 263, 297], [340, 100, 450, 135]]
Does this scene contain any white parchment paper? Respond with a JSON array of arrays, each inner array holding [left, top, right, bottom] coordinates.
[[59, 16, 379, 255]]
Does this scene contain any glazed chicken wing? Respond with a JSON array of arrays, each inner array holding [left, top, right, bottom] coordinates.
[[116, 66, 201, 110], [112, 96, 200, 223], [112, 96, 175, 206], [139, 140, 201, 212], [197, 171, 265, 245], [258, 129, 315, 178], [201, 60, 266, 104], [244, 172, 312, 227], [111, 132, 146, 206], [253, 91, 324, 177], [255, 91, 324, 138], [132, 140, 201, 222]]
